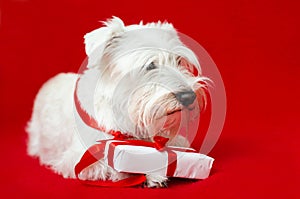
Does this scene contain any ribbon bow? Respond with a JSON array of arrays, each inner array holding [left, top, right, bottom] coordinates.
[[111, 131, 169, 150], [111, 131, 133, 140], [153, 135, 169, 150]]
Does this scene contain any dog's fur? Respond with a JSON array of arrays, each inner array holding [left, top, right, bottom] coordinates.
[[26, 17, 208, 187]]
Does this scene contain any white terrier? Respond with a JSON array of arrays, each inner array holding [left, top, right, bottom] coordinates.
[[26, 17, 208, 187]]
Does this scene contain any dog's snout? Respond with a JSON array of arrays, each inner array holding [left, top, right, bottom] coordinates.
[[175, 91, 196, 106]]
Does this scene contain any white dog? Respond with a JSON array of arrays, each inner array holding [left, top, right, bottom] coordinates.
[[26, 17, 208, 187]]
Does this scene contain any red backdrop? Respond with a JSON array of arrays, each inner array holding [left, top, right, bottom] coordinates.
[[0, 0, 299, 198]]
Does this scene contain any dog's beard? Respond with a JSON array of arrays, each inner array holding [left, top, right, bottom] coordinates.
[[127, 86, 201, 141], [108, 69, 205, 140]]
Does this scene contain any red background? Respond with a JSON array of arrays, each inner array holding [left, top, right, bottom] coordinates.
[[0, 0, 299, 198]]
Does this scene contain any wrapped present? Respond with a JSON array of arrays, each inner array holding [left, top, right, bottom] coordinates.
[[102, 140, 214, 179], [75, 136, 214, 187]]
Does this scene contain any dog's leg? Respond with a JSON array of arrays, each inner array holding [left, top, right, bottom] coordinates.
[[144, 174, 168, 188], [79, 160, 130, 182], [48, 135, 130, 181], [81, 162, 168, 188]]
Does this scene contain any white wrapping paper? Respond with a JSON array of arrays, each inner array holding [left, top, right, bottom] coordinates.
[[103, 140, 214, 179]]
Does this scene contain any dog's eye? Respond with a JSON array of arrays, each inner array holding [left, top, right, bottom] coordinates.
[[146, 62, 157, 71]]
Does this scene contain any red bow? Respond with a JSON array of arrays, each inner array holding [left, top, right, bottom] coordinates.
[[153, 136, 169, 150], [111, 131, 133, 140], [111, 131, 169, 150]]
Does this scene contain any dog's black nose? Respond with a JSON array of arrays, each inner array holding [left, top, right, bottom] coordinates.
[[175, 91, 196, 106]]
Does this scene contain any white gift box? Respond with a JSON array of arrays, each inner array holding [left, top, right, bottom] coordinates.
[[103, 140, 214, 179]]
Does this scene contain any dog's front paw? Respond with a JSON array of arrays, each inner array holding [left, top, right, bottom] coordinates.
[[79, 161, 129, 182], [143, 174, 168, 188]]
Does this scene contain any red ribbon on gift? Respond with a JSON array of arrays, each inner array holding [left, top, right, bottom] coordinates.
[[75, 136, 195, 187], [105, 138, 178, 177], [75, 139, 145, 187]]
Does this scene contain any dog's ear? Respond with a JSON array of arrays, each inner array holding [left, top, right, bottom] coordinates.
[[84, 16, 125, 68]]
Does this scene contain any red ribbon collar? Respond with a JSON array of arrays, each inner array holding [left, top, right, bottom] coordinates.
[[74, 77, 133, 137]]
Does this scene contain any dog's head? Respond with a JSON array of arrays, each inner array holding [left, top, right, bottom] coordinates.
[[80, 17, 208, 142]]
